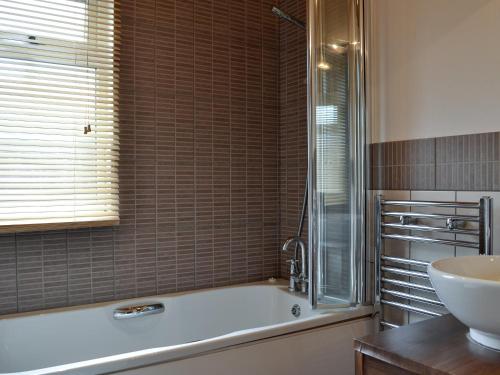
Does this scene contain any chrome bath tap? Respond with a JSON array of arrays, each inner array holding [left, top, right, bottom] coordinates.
[[281, 236, 307, 293]]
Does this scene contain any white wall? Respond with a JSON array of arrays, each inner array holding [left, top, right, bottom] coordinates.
[[369, 0, 500, 143]]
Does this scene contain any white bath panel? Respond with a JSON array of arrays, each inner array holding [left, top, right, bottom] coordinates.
[[120, 317, 374, 375]]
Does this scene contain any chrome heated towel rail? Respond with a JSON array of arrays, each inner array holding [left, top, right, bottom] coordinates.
[[375, 196, 493, 329]]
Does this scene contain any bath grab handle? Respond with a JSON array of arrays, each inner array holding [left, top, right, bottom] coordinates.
[[113, 303, 165, 320]]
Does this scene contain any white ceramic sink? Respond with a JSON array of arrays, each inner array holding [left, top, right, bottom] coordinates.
[[428, 256, 500, 350]]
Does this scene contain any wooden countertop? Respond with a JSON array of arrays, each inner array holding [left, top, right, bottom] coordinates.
[[354, 315, 500, 375]]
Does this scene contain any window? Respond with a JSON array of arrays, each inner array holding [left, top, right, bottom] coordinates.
[[0, 0, 119, 232]]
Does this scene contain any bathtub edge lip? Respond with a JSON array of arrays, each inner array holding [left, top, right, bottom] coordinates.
[[0, 280, 292, 322]]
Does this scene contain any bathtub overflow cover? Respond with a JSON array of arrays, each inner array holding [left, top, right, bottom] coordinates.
[[291, 304, 301, 318]]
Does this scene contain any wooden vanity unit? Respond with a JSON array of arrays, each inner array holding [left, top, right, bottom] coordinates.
[[354, 315, 500, 375]]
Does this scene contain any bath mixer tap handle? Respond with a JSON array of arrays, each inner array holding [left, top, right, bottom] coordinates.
[[286, 258, 300, 275], [113, 303, 165, 320]]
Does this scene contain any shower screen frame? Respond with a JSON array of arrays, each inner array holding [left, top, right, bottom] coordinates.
[[307, 0, 367, 309]]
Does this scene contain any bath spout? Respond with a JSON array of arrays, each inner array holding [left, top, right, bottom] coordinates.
[[282, 236, 308, 293]]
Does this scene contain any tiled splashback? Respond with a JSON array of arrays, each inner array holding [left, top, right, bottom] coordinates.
[[0, 0, 282, 315], [371, 132, 500, 191]]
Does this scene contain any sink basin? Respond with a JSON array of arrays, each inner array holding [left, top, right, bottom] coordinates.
[[428, 256, 500, 350]]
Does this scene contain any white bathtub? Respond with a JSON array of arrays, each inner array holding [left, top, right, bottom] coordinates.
[[0, 280, 373, 375]]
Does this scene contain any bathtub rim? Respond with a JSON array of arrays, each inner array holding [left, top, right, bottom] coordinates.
[[0, 280, 373, 375], [3, 307, 373, 375], [0, 279, 352, 321]]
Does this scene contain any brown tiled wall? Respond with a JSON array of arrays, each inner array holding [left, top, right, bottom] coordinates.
[[371, 138, 436, 190], [277, 0, 308, 276], [371, 132, 500, 191], [0, 0, 281, 315]]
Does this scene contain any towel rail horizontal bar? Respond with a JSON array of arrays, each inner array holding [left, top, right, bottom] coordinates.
[[381, 200, 480, 209], [382, 223, 480, 236], [380, 320, 400, 329], [382, 211, 479, 222], [381, 299, 442, 317], [381, 288, 444, 306], [381, 255, 429, 267], [381, 234, 480, 249], [381, 278, 435, 293], [381, 266, 429, 279]]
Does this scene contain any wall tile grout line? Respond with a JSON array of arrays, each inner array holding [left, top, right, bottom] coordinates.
[[132, 0, 137, 299], [433, 138, 437, 190], [193, 0, 197, 290], [15, 233, 18, 313], [41, 233, 45, 308], [66, 230, 69, 307], [154, 0, 158, 296], [211, 0, 215, 289], [173, 0, 178, 293]]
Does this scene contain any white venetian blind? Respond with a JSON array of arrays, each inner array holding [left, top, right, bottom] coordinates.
[[0, 0, 120, 232], [317, 51, 348, 206]]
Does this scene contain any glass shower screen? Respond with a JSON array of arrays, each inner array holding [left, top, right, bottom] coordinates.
[[308, 0, 366, 307]]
